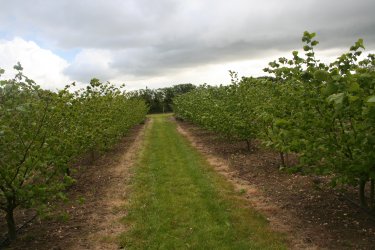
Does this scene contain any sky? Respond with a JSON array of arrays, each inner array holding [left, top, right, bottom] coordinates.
[[0, 0, 374, 91]]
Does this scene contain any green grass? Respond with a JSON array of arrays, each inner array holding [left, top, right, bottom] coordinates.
[[120, 114, 287, 249]]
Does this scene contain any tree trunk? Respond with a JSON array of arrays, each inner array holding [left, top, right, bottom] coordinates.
[[66, 167, 71, 176], [245, 139, 251, 152], [279, 152, 286, 168], [370, 179, 374, 209], [6, 206, 17, 241], [90, 149, 96, 164], [359, 179, 367, 208]]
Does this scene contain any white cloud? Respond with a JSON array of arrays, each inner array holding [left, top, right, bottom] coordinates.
[[63, 46, 375, 91], [0, 37, 70, 90], [0, 37, 373, 92], [64, 49, 117, 83], [113, 53, 283, 90]]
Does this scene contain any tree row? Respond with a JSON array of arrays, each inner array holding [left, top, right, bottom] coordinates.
[[0, 64, 148, 240], [174, 32, 375, 209]]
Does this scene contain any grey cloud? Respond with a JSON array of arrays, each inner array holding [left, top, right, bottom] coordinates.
[[1, 0, 374, 80], [109, 36, 298, 76], [63, 64, 115, 83]]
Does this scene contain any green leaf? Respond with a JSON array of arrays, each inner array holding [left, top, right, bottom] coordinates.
[[355, 38, 365, 49], [347, 82, 360, 93], [367, 96, 375, 103], [314, 70, 329, 81], [13, 62, 23, 71], [327, 93, 344, 105], [311, 40, 319, 46], [348, 95, 359, 103], [303, 45, 310, 51]]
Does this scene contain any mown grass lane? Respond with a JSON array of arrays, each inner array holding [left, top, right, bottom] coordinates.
[[120, 114, 286, 249]]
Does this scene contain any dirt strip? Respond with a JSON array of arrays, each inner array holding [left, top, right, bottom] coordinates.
[[175, 119, 375, 250], [5, 121, 148, 250]]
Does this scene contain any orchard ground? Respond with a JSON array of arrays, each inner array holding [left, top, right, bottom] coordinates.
[[2, 114, 375, 249]]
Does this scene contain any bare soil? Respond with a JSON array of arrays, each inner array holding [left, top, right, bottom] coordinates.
[[176, 119, 375, 250], [3, 117, 375, 250], [1, 121, 146, 250]]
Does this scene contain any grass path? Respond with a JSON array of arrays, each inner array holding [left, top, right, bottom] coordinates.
[[120, 114, 287, 249]]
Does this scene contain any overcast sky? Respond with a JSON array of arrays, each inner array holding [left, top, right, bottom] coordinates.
[[0, 0, 374, 90]]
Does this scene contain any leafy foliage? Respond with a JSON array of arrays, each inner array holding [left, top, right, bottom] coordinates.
[[174, 32, 375, 208], [0, 66, 147, 240]]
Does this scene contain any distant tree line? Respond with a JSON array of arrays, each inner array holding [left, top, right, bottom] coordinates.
[[129, 83, 196, 113]]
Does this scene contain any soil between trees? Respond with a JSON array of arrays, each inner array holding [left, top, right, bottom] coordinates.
[[176, 118, 375, 250], [1, 122, 146, 250], [2, 115, 375, 249]]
